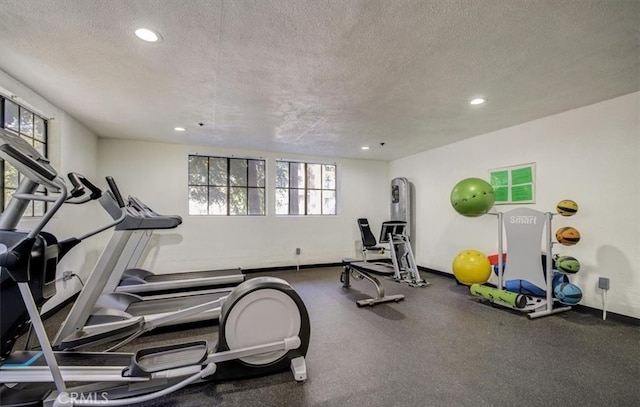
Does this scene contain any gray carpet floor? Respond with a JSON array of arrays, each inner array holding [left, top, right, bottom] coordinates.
[[21, 267, 640, 406]]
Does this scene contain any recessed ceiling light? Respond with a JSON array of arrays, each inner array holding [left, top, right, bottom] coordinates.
[[135, 28, 162, 42], [174, 127, 186, 132], [361, 146, 370, 150], [470, 98, 486, 105]]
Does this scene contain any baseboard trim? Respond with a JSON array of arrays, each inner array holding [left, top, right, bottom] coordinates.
[[44, 264, 638, 325], [569, 304, 640, 326], [422, 266, 640, 326], [244, 262, 343, 274], [418, 266, 451, 278]]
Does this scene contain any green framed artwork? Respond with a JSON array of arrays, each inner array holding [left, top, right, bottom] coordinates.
[[489, 163, 535, 204]]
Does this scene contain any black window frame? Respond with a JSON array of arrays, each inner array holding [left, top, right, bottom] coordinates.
[[188, 154, 266, 216], [1, 95, 49, 217], [275, 160, 337, 216]]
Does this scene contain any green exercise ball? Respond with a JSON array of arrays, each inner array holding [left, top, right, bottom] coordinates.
[[450, 178, 495, 217]]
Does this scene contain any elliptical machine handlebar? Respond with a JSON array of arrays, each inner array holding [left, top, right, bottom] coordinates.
[[0, 177, 68, 282], [56, 177, 129, 257], [68, 172, 102, 200], [67, 172, 85, 198], [0, 127, 121, 270]]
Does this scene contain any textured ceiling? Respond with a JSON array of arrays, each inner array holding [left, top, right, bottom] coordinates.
[[0, 0, 638, 161]]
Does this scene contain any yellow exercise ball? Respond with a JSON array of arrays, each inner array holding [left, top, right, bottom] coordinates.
[[452, 250, 491, 285]]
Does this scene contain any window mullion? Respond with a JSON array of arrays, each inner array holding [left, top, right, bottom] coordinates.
[[288, 161, 293, 215], [319, 165, 323, 216], [229, 159, 233, 216], [206, 158, 211, 215], [245, 159, 249, 215], [303, 163, 307, 215]]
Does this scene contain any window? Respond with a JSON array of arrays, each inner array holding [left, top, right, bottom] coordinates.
[[188, 155, 265, 216], [276, 161, 336, 215], [1, 95, 48, 216]]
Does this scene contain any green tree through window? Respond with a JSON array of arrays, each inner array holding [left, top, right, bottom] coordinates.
[[276, 161, 336, 215], [1, 96, 48, 216], [188, 155, 265, 216]]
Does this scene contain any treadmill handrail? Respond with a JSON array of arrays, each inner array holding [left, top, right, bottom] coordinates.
[[128, 195, 183, 226], [99, 190, 181, 230]]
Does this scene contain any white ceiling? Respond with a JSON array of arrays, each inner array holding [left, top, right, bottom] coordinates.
[[0, 0, 638, 161]]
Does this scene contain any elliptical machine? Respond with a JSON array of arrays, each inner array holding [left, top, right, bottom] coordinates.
[[0, 128, 310, 406]]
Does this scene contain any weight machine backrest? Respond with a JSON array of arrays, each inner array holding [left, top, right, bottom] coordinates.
[[357, 218, 378, 248]]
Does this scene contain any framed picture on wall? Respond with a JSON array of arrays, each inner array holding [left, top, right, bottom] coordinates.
[[489, 163, 536, 204]]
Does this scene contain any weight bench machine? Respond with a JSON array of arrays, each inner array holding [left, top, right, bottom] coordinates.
[[357, 218, 428, 287], [341, 219, 428, 306]]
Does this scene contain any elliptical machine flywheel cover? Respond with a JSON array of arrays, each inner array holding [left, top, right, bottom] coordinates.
[[214, 276, 310, 380]]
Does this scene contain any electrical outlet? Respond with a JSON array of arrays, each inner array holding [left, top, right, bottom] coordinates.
[[295, 248, 301, 255], [62, 271, 73, 281], [598, 277, 610, 290]]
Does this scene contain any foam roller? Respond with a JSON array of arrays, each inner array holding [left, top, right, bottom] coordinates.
[[470, 284, 527, 309]]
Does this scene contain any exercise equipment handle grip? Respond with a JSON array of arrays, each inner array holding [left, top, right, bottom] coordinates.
[[67, 172, 85, 197], [106, 176, 126, 208], [73, 172, 102, 200]]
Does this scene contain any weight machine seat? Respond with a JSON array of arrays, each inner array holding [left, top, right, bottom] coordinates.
[[340, 259, 404, 307]]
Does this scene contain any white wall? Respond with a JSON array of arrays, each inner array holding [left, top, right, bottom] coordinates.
[[390, 92, 640, 318], [1, 70, 101, 312], [4, 67, 638, 319], [97, 138, 389, 272]]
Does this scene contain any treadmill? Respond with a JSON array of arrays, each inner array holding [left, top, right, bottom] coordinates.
[[51, 180, 232, 350], [102, 177, 245, 296]]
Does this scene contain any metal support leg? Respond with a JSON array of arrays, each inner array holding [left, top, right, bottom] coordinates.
[[340, 265, 351, 288], [352, 270, 404, 307], [18, 283, 67, 394]]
